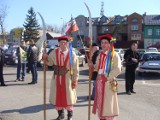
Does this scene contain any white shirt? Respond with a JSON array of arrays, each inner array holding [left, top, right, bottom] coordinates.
[[59, 48, 69, 60], [98, 51, 108, 74]]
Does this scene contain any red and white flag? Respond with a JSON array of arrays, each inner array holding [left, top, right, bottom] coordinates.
[[65, 18, 79, 34]]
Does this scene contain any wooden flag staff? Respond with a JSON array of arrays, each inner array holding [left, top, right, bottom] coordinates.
[[84, 3, 93, 120]]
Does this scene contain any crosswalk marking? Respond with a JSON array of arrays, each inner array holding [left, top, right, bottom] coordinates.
[[142, 80, 160, 86]]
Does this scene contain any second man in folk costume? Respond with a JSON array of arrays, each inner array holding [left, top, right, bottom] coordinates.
[[91, 34, 122, 120], [45, 36, 79, 120]]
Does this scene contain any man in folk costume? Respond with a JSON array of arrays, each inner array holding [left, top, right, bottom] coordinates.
[[46, 35, 79, 120], [91, 34, 121, 120]]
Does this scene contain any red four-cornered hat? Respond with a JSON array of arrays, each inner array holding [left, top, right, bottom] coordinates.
[[55, 35, 70, 42], [98, 34, 112, 42]]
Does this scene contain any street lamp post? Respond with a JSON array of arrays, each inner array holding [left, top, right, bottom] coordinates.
[[60, 18, 65, 35], [22, 28, 26, 40], [10, 31, 13, 42]]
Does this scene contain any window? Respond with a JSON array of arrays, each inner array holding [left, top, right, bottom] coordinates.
[[101, 17, 106, 22], [132, 18, 138, 23], [131, 25, 138, 30], [115, 16, 121, 22], [101, 26, 108, 33], [79, 30, 84, 35], [156, 29, 160, 36], [78, 21, 83, 27], [148, 29, 152, 36], [131, 34, 141, 40]]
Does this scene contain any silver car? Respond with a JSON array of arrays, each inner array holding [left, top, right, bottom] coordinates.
[[114, 48, 124, 61], [4, 47, 18, 64], [136, 52, 160, 75], [73, 49, 86, 67]]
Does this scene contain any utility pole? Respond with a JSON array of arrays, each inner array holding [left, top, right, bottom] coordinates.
[[100, 1, 104, 17]]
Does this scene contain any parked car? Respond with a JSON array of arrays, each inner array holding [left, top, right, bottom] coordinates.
[[137, 49, 145, 58], [136, 52, 160, 76], [115, 48, 124, 61], [79, 48, 90, 63], [0, 44, 9, 51], [73, 49, 86, 67], [47, 48, 54, 55], [4, 47, 18, 65], [145, 47, 158, 52], [46, 44, 56, 53]]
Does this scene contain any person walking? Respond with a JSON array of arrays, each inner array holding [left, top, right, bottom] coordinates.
[[91, 34, 121, 120], [16, 40, 28, 81], [0, 47, 7, 86], [43, 35, 79, 120], [27, 39, 39, 84], [124, 42, 140, 95]]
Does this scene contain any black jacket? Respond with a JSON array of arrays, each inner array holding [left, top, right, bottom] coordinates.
[[27, 45, 39, 63], [124, 49, 140, 69], [91, 50, 100, 80], [0, 48, 4, 66]]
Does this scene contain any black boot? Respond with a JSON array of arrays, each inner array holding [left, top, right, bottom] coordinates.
[[67, 110, 73, 120], [56, 110, 64, 120]]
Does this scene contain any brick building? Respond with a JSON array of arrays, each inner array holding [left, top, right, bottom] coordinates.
[[127, 12, 143, 41]]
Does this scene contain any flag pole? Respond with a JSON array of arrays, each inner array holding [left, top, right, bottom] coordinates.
[[78, 31, 89, 60], [37, 12, 47, 120], [84, 3, 92, 120]]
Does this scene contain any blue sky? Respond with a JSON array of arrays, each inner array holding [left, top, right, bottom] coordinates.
[[1, 0, 160, 32]]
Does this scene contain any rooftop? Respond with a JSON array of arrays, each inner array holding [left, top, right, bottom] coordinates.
[[144, 15, 160, 25]]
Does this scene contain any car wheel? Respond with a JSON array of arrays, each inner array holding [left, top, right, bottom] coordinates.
[[37, 60, 43, 68], [137, 72, 143, 76], [14, 59, 18, 65]]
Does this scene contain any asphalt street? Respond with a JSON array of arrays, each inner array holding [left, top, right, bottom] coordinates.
[[0, 65, 160, 120]]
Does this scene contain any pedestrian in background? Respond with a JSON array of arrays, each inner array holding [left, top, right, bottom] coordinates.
[[16, 40, 28, 81], [88, 43, 100, 100], [26, 41, 32, 74], [27, 39, 39, 84], [0, 47, 7, 86], [124, 42, 140, 95]]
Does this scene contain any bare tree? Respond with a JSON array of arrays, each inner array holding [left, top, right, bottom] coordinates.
[[45, 24, 61, 33], [0, 5, 8, 43]]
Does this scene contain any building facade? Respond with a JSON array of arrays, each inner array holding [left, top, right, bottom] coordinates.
[[72, 15, 97, 48], [97, 15, 128, 42], [144, 15, 160, 48], [127, 12, 143, 41], [71, 13, 160, 49]]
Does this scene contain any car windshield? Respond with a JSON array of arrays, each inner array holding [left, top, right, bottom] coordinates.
[[142, 53, 160, 61], [46, 45, 54, 48], [79, 49, 85, 54], [145, 49, 158, 52], [73, 49, 82, 56], [115, 49, 120, 53], [5, 47, 17, 54]]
